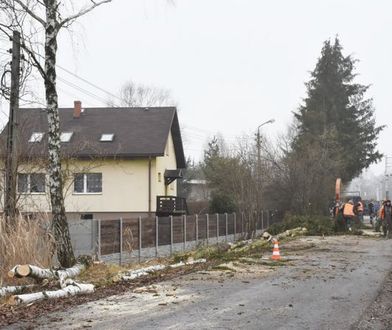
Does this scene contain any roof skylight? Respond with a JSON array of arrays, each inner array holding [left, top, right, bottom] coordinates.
[[100, 134, 114, 142], [60, 132, 73, 143], [29, 132, 44, 143]]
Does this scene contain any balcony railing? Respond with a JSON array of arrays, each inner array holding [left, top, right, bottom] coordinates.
[[156, 196, 188, 216]]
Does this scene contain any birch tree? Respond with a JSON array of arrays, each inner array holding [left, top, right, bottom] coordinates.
[[0, 0, 111, 267]]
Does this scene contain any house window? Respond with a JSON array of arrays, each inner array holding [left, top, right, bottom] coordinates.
[[74, 173, 102, 193], [100, 134, 114, 142], [18, 173, 45, 193], [29, 132, 44, 143], [80, 213, 93, 220], [60, 132, 73, 142]]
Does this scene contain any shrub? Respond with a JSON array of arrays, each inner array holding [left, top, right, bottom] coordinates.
[[209, 192, 236, 214]]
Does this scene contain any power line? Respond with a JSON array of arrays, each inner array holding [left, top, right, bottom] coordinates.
[[32, 51, 123, 105], [2, 35, 124, 107], [57, 76, 111, 106], [54, 62, 123, 104]]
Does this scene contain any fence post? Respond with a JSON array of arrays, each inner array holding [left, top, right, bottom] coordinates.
[[170, 215, 173, 256], [155, 216, 159, 257], [261, 210, 264, 230], [195, 214, 199, 245], [206, 214, 209, 246], [250, 212, 253, 237], [225, 213, 228, 242], [267, 211, 270, 228], [183, 215, 187, 251], [233, 213, 236, 241], [119, 218, 123, 266], [216, 213, 219, 243], [98, 219, 101, 260], [241, 212, 244, 236], [138, 216, 142, 263], [90, 219, 94, 254]]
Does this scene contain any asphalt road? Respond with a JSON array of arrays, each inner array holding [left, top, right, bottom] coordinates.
[[12, 235, 392, 330]]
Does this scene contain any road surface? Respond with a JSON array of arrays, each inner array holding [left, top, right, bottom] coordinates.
[[12, 234, 392, 330]]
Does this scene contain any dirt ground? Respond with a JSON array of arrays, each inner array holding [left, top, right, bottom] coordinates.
[[6, 233, 392, 330], [354, 269, 392, 329]]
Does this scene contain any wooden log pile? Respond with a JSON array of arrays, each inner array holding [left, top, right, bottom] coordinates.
[[2, 262, 92, 305], [1, 258, 207, 305]]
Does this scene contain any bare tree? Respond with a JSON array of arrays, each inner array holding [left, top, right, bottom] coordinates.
[[110, 80, 175, 107], [0, 0, 111, 267]]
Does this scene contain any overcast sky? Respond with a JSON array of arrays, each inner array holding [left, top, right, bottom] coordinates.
[[1, 0, 391, 175]]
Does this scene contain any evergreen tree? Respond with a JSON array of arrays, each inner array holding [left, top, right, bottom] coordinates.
[[294, 37, 383, 181], [203, 136, 238, 213]]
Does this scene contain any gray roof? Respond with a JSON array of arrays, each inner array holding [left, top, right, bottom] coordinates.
[[0, 107, 186, 168]]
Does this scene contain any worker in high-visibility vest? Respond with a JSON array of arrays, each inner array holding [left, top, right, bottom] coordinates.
[[356, 200, 364, 223], [380, 200, 392, 238], [343, 200, 355, 231]]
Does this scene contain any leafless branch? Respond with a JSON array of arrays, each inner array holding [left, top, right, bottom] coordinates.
[[10, 0, 45, 26], [59, 0, 112, 29]]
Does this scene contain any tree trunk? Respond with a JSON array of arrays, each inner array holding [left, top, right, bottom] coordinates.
[[8, 280, 94, 305], [0, 285, 35, 297], [44, 0, 75, 267]]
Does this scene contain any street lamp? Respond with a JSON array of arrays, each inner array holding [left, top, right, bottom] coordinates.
[[256, 118, 275, 213], [257, 119, 275, 158]]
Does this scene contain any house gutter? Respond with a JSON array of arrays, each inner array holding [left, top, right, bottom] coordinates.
[[148, 156, 152, 214]]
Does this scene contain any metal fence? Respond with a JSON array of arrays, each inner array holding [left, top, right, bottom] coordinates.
[[68, 210, 282, 265]]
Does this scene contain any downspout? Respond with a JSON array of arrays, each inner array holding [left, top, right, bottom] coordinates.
[[148, 156, 152, 214]]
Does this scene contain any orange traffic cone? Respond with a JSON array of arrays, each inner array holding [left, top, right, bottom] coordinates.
[[271, 239, 281, 260]]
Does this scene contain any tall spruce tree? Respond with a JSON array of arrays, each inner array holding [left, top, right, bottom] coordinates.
[[294, 37, 383, 181]]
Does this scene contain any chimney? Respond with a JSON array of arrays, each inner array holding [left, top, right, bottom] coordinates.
[[73, 100, 81, 118]]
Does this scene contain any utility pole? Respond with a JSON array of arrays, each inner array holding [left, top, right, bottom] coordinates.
[[256, 129, 261, 214], [256, 119, 275, 214], [4, 30, 21, 220]]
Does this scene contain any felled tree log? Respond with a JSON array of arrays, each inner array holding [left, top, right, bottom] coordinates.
[[0, 285, 35, 297], [121, 259, 207, 281], [276, 227, 307, 240], [8, 264, 86, 287], [56, 264, 86, 288], [121, 265, 166, 281], [8, 280, 94, 305], [8, 265, 55, 280], [170, 258, 207, 268]]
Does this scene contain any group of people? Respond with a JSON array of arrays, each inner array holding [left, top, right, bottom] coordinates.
[[340, 199, 364, 231], [333, 198, 392, 237]]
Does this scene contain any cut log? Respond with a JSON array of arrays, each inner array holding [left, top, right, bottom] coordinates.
[[8, 265, 55, 280], [170, 258, 207, 268], [57, 264, 86, 288], [8, 281, 94, 305], [8, 263, 85, 287], [0, 285, 35, 297], [7, 266, 18, 278], [170, 261, 185, 269], [121, 259, 207, 281], [276, 227, 307, 240], [16, 265, 33, 277], [121, 264, 166, 281]]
